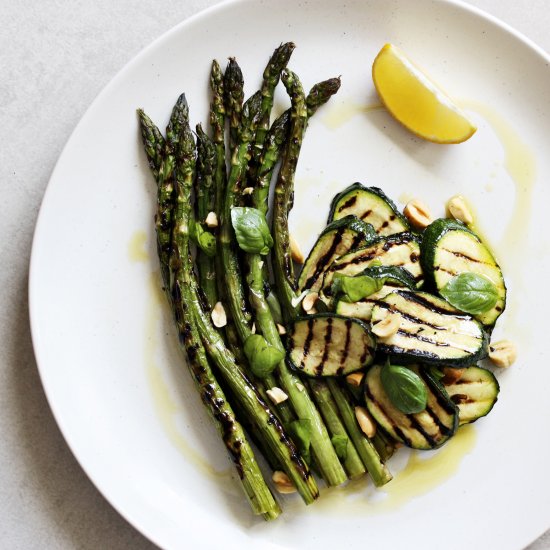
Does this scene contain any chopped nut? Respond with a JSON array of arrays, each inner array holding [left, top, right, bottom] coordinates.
[[289, 234, 305, 264], [291, 291, 308, 308], [258, 261, 264, 270], [211, 302, 227, 328], [277, 323, 287, 335], [488, 340, 517, 368], [266, 387, 289, 405], [447, 195, 474, 225], [403, 199, 433, 229], [272, 471, 297, 494], [355, 406, 377, 438], [251, 322, 256, 334], [372, 312, 401, 339], [205, 211, 218, 228], [346, 372, 365, 387], [243, 186, 254, 195], [296, 383, 305, 392], [302, 292, 319, 313], [441, 366, 465, 384]]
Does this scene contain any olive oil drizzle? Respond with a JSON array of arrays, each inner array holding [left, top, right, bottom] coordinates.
[[144, 271, 234, 484]]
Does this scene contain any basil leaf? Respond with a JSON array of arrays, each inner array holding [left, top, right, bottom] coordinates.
[[196, 226, 217, 257], [231, 207, 273, 255], [380, 363, 428, 414], [290, 419, 312, 464], [331, 434, 349, 462], [332, 273, 385, 303], [440, 272, 498, 315], [244, 334, 284, 378]]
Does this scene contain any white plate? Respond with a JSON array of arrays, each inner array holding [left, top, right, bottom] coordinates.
[[30, 1, 550, 548]]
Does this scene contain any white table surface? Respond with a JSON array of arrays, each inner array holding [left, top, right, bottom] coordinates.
[[1, 0, 548, 548]]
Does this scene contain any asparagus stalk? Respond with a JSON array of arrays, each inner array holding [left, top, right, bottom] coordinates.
[[169, 96, 285, 516], [219, 91, 263, 343], [249, 42, 295, 176], [224, 58, 245, 151], [169, 147, 319, 503], [307, 379, 366, 479], [137, 109, 166, 181], [306, 78, 343, 118], [252, 77, 341, 218], [252, 110, 289, 216], [195, 124, 218, 306], [209, 60, 247, 360], [139, 96, 188, 287], [244, 72, 347, 488], [265, 73, 391, 486], [139, 97, 280, 519], [209, 59, 226, 214], [157, 92, 318, 505], [372, 429, 397, 463], [272, 75, 342, 320], [327, 379, 392, 487]]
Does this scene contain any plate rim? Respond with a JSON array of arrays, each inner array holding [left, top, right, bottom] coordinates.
[[28, 0, 550, 548]]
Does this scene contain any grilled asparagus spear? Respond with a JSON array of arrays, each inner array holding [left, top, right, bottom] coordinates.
[[139, 96, 280, 519]]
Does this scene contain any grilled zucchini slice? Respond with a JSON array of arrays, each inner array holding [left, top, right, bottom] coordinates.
[[298, 215, 377, 293], [421, 218, 506, 326], [334, 266, 417, 321], [328, 183, 410, 236], [322, 232, 424, 292], [371, 290, 489, 366], [441, 366, 499, 425], [365, 364, 458, 449], [287, 313, 376, 377]]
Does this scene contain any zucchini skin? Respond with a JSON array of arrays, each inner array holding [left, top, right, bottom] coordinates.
[[328, 183, 410, 235], [286, 313, 376, 377], [365, 364, 459, 450], [441, 366, 500, 425], [359, 265, 418, 289], [298, 215, 377, 292], [323, 231, 424, 292], [333, 266, 417, 321], [321, 214, 379, 242], [420, 218, 507, 327], [421, 219, 476, 284]]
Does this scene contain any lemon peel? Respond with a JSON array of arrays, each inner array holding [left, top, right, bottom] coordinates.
[[372, 43, 476, 144]]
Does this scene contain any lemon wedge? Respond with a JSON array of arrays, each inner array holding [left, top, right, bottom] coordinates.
[[372, 43, 476, 144]]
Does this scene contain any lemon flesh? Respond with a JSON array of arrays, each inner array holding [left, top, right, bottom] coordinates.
[[372, 44, 476, 144]]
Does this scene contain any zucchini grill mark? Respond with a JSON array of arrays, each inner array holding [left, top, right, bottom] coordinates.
[[371, 290, 489, 366], [288, 314, 376, 377]]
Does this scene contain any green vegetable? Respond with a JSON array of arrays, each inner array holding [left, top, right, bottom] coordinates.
[[332, 273, 385, 303], [327, 379, 392, 486], [365, 364, 458, 450], [440, 272, 499, 315], [328, 183, 410, 236], [223, 57, 244, 151], [290, 419, 313, 463], [371, 290, 488, 366], [244, 334, 285, 378], [231, 207, 273, 255], [193, 224, 217, 257], [420, 218, 506, 326], [380, 363, 428, 414], [273, 73, 342, 319], [331, 434, 349, 462], [143, 93, 282, 519], [266, 291, 283, 325]]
